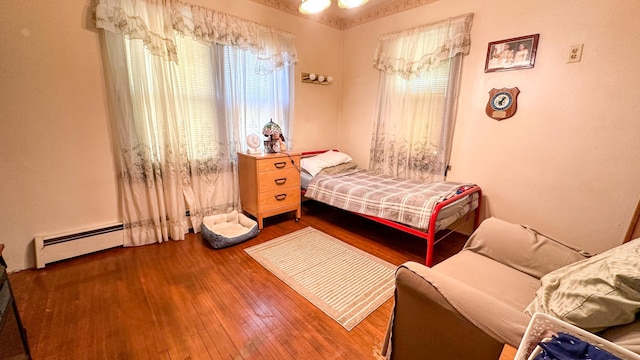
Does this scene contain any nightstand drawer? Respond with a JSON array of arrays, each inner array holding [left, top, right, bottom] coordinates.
[[259, 187, 300, 210], [259, 168, 300, 193], [257, 156, 299, 173]]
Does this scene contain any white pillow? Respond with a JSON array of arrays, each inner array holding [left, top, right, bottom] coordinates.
[[300, 150, 352, 177]]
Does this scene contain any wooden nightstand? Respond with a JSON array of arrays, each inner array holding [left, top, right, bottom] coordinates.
[[237, 152, 301, 229]]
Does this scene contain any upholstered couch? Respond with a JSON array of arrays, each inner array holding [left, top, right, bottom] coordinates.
[[382, 217, 640, 359]]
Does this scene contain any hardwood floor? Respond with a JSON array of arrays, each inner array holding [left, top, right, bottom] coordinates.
[[500, 345, 517, 360], [8, 201, 471, 360]]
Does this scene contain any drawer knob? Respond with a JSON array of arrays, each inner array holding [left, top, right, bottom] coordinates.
[[274, 178, 287, 185], [274, 161, 286, 169], [275, 194, 287, 201]]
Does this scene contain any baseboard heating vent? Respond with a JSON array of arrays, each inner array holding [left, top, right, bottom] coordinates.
[[34, 223, 124, 269]]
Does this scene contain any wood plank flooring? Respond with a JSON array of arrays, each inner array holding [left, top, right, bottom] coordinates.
[[8, 201, 476, 360]]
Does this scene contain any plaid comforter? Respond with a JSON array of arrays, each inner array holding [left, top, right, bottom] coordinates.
[[305, 169, 475, 230]]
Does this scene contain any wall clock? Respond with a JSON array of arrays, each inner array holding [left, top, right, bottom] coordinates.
[[246, 134, 261, 154], [486, 87, 520, 120]]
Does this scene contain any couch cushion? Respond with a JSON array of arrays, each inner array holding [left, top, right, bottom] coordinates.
[[463, 217, 590, 279], [404, 255, 535, 347], [524, 238, 640, 332], [600, 319, 640, 355], [430, 251, 539, 346], [436, 250, 541, 312]]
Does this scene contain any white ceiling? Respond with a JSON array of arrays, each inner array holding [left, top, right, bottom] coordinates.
[[250, 0, 438, 29], [322, 0, 391, 18]]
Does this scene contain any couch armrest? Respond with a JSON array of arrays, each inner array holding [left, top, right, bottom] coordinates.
[[383, 261, 530, 360], [462, 217, 590, 279]]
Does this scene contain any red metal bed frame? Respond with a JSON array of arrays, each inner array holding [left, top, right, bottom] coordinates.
[[300, 150, 482, 267]]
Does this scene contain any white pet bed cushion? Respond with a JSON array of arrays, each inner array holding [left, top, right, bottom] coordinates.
[[201, 210, 259, 249]]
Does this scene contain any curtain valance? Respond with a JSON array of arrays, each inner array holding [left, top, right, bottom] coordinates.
[[373, 13, 473, 79], [95, 0, 297, 70]]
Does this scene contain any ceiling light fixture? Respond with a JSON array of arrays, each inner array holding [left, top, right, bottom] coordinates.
[[298, 0, 369, 14], [299, 0, 331, 14], [337, 0, 369, 9]]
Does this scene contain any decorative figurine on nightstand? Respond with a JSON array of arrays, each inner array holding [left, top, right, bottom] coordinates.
[[262, 119, 286, 153], [278, 133, 287, 152]]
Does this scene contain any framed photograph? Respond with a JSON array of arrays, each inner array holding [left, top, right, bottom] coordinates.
[[484, 34, 539, 73]]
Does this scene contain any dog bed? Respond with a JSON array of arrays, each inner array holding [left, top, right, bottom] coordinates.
[[201, 210, 259, 249]]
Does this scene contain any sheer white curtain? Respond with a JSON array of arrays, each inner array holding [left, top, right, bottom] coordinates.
[[370, 13, 473, 182], [213, 44, 295, 152], [97, 0, 297, 246]]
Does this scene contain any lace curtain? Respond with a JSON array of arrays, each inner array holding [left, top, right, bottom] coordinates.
[[95, 0, 298, 68], [370, 13, 473, 182], [373, 13, 472, 79], [97, 0, 296, 246]]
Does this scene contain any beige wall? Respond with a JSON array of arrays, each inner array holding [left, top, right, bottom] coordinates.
[[0, 0, 342, 271], [341, 0, 640, 253], [1, 1, 120, 272], [2, 0, 638, 271]]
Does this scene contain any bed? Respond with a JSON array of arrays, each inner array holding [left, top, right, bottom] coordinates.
[[300, 150, 482, 267]]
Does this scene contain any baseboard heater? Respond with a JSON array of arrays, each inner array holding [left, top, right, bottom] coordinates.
[[34, 223, 124, 269]]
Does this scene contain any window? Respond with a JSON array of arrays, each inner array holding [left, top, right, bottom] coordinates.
[[400, 59, 450, 96], [122, 35, 292, 161], [175, 36, 219, 160], [371, 13, 472, 181], [220, 45, 293, 143], [97, 0, 298, 245]]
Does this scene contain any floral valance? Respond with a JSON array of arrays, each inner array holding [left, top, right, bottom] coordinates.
[[373, 13, 473, 79], [95, 0, 297, 70]]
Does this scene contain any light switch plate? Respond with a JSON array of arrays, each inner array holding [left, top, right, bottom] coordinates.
[[567, 44, 584, 63]]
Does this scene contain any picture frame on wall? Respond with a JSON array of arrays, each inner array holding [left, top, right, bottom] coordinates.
[[484, 34, 539, 73]]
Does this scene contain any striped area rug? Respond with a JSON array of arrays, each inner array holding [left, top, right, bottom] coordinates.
[[245, 226, 397, 331]]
